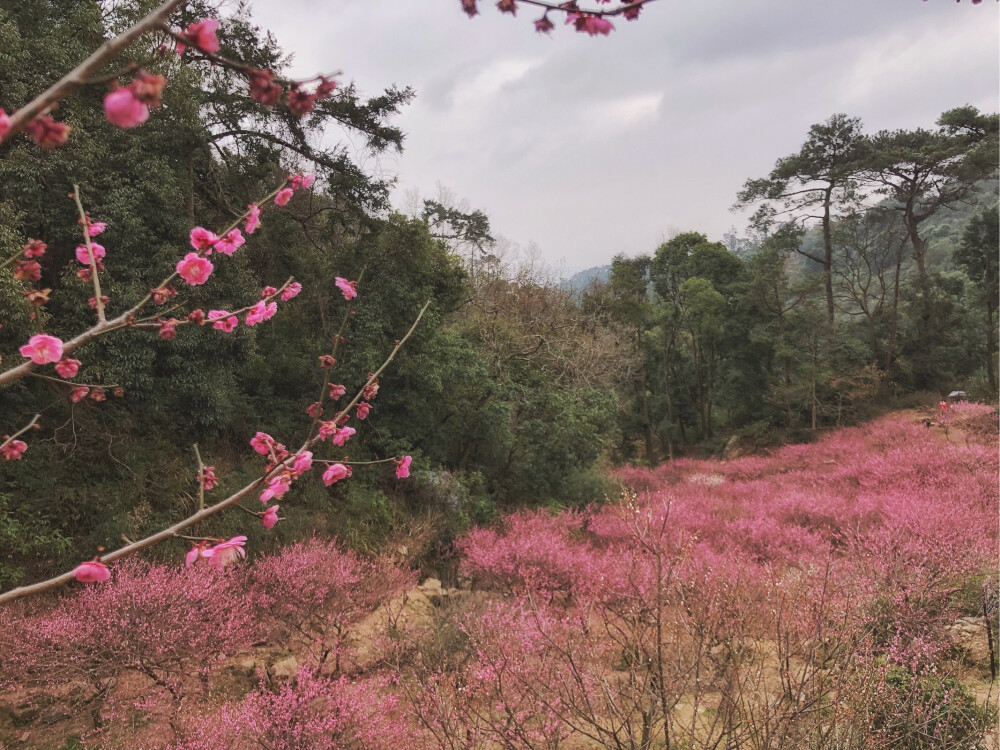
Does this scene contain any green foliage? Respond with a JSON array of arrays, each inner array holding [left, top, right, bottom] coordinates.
[[866, 667, 995, 750]]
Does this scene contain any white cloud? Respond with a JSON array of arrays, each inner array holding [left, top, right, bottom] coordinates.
[[449, 58, 543, 112], [587, 92, 663, 133]]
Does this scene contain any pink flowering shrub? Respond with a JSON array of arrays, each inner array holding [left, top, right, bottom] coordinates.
[[248, 539, 414, 670], [458, 510, 602, 600], [405, 600, 573, 750], [174, 668, 413, 750], [444, 412, 998, 747], [0, 559, 259, 731]]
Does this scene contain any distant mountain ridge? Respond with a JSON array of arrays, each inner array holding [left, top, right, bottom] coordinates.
[[560, 265, 611, 293]]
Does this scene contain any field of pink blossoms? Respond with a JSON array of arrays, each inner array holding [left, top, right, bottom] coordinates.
[[1, 405, 997, 749]]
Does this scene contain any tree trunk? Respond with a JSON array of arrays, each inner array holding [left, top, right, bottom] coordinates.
[[905, 212, 928, 281], [662, 338, 675, 461], [638, 339, 655, 463], [884, 235, 905, 377], [822, 187, 835, 324], [811, 336, 818, 432], [986, 303, 997, 393]]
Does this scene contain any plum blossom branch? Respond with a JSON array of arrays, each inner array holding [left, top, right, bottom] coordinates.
[[0, 414, 40, 453], [0, 0, 186, 141], [305, 268, 365, 442], [28, 374, 117, 389], [318, 457, 395, 466], [462, 0, 659, 33], [0, 301, 429, 605], [130, 277, 296, 329], [503, 0, 655, 15], [193, 444, 206, 510], [159, 25, 340, 91], [0, 179, 290, 389], [72, 185, 106, 323]]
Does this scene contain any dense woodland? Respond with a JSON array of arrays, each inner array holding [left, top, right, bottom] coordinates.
[[0, 0, 997, 592]]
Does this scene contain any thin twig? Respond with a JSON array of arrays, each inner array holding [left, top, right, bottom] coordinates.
[[1, 414, 41, 452], [193, 443, 205, 510], [72, 185, 106, 322]]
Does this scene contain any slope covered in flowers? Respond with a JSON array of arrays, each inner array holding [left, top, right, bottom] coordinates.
[[0, 407, 996, 748]]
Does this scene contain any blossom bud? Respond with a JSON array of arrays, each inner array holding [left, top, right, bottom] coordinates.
[[285, 87, 317, 116], [151, 285, 177, 305], [14, 260, 41, 282], [159, 318, 179, 340], [129, 70, 167, 107], [23, 288, 51, 306], [22, 239, 47, 258], [248, 69, 283, 106], [25, 115, 71, 148]]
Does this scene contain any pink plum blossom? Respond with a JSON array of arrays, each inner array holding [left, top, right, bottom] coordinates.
[[322, 462, 351, 485], [293, 451, 313, 475], [261, 285, 277, 297], [250, 432, 275, 455], [566, 12, 614, 35], [103, 87, 149, 128], [215, 228, 245, 256], [262, 505, 280, 529], [281, 282, 302, 300], [335, 276, 357, 300], [75, 242, 105, 265], [274, 187, 294, 206], [185, 542, 208, 567], [249, 69, 283, 106], [0, 439, 28, 461], [328, 383, 346, 400], [87, 221, 107, 236], [13, 260, 41, 281], [159, 318, 178, 340], [395, 455, 412, 479], [356, 402, 371, 420], [73, 560, 111, 582], [245, 300, 267, 326], [331, 426, 355, 447], [176, 253, 213, 285], [199, 465, 219, 490], [54, 358, 81, 379], [20, 334, 64, 364], [181, 18, 220, 54], [245, 204, 261, 234], [202, 536, 247, 570], [70, 386, 89, 402], [189, 226, 220, 251], [318, 421, 338, 440], [262, 301, 278, 320], [208, 310, 238, 332], [260, 475, 291, 503], [22, 239, 46, 258], [26, 115, 70, 148]]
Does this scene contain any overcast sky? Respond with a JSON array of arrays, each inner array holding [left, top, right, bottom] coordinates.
[[250, 0, 999, 272]]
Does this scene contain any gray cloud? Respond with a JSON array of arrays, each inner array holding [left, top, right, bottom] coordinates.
[[251, 0, 999, 271]]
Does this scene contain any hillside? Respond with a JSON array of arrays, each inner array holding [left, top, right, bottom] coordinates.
[[3, 405, 996, 748]]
